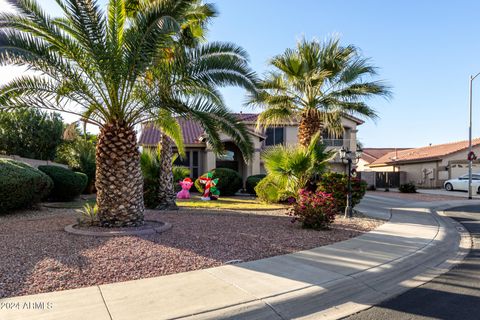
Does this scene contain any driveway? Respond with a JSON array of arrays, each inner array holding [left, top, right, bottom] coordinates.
[[417, 188, 480, 199], [344, 204, 480, 320]]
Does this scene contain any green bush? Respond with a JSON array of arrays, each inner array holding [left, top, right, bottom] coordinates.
[[399, 182, 417, 193], [317, 172, 367, 212], [246, 174, 266, 195], [194, 168, 242, 196], [255, 176, 291, 203], [0, 159, 53, 213], [38, 165, 88, 201]]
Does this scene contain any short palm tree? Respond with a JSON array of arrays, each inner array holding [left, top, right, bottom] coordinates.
[[139, 40, 258, 209], [250, 38, 391, 147], [0, 0, 255, 226], [263, 133, 334, 194]]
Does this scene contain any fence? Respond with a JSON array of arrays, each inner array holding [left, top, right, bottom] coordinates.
[[358, 171, 407, 189]]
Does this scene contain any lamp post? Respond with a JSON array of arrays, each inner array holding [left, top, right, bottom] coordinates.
[[340, 147, 362, 218], [468, 72, 480, 199]]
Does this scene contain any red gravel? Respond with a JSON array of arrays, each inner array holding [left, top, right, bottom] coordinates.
[[367, 191, 461, 202], [0, 207, 382, 298]]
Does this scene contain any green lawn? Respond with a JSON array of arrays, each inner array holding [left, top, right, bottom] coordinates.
[[42, 195, 285, 211], [176, 195, 286, 210]]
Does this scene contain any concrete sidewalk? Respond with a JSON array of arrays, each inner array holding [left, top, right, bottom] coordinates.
[[0, 197, 475, 320]]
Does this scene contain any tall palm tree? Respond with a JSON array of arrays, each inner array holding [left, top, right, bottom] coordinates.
[[0, 0, 255, 226], [250, 38, 391, 147]]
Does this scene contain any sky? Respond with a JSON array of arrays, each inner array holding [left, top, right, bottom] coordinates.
[[1, 0, 480, 148]]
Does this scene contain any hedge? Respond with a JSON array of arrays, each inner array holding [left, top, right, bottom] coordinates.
[[0, 159, 53, 213], [246, 174, 266, 195], [195, 168, 242, 196], [38, 165, 88, 201]]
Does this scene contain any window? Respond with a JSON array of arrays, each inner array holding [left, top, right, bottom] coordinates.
[[173, 150, 200, 179], [217, 150, 235, 161], [322, 132, 344, 147], [192, 151, 199, 178], [265, 127, 284, 146]]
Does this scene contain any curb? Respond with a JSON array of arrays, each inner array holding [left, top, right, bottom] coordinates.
[[333, 204, 474, 320], [64, 221, 172, 237]]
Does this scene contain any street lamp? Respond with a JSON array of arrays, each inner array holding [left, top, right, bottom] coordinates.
[[340, 147, 362, 218], [468, 72, 480, 199]]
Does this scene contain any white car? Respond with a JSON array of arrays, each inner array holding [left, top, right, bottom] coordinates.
[[444, 174, 480, 193]]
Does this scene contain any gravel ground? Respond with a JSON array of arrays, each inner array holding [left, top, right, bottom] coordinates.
[[367, 191, 461, 202], [0, 207, 382, 298]]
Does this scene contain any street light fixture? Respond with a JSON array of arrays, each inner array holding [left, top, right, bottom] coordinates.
[[468, 72, 480, 199], [340, 146, 362, 218]]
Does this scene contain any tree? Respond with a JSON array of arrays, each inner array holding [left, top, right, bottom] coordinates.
[[56, 123, 97, 193], [145, 32, 258, 210], [250, 38, 391, 147], [0, 108, 63, 160], [0, 0, 256, 226]]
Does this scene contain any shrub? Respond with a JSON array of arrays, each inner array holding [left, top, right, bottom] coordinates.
[[246, 174, 266, 195], [255, 176, 282, 203], [76, 203, 99, 226], [195, 168, 242, 196], [399, 182, 417, 193], [38, 165, 88, 201], [288, 189, 337, 230], [317, 172, 367, 212], [0, 159, 53, 213]]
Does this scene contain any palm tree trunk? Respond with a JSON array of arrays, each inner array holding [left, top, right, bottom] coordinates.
[[156, 133, 178, 210], [96, 122, 144, 227], [298, 111, 322, 147]]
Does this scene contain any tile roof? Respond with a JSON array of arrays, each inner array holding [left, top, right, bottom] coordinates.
[[138, 112, 364, 146], [369, 138, 480, 167], [361, 148, 411, 163], [139, 113, 261, 146], [140, 117, 204, 146]]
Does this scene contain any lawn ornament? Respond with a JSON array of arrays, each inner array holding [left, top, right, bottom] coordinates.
[[176, 178, 193, 199], [199, 172, 220, 201]]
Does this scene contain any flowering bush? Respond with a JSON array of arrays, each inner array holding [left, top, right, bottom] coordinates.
[[317, 172, 367, 212], [288, 189, 337, 230]]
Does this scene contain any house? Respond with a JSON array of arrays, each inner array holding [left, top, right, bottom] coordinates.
[[139, 113, 363, 182], [368, 138, 480, 188], [357, 148, 411, 172]]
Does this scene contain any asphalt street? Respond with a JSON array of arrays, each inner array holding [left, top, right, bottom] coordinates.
[[344, 205, 480, 320]]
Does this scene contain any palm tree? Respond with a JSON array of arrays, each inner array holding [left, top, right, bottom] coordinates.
[[258, 133, 334, 202], [140, 42, 258, 210], [250, 38, 391, 147], [135, 2, 257, 210], [0, 0, 256, 226]]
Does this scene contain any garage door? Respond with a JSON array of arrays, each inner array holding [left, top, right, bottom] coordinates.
[[450, 163, 480, 178]]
